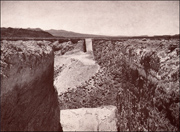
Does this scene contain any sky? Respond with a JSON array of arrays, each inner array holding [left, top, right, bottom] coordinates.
[[1, 1, 179, 36]]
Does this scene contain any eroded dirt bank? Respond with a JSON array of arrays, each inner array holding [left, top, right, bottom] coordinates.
[[94, 39, 179, 131], [59, 38, 179, 131], [1, 40, 61, 131]]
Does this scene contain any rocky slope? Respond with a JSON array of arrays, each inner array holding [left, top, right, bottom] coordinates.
[[58, 38, 179, 131], [1, 40, 61, 131]]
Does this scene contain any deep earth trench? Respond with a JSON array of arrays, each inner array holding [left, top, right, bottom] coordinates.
[[1, 38, 179, 131]]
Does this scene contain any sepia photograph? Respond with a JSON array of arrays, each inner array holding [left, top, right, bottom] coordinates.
[[1, 1, 179, 131]]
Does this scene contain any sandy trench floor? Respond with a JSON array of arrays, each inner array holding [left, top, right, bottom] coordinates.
[[54, 50, 100, 95]]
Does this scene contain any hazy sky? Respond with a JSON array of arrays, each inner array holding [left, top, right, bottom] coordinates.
[[1, 1, 179, 36]]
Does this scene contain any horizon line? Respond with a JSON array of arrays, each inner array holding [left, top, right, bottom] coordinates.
[[1, 26, 179, 37]]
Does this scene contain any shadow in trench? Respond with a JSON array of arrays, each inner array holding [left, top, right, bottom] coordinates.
[[58, 123, 63, 132]]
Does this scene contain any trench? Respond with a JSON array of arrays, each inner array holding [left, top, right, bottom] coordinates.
[[1, 38, 179, 131], [57, 39, 179, 131]]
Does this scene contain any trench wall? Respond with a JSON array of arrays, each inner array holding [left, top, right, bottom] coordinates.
[[92, 39, 179, 131], [1, 40, 61, 131]]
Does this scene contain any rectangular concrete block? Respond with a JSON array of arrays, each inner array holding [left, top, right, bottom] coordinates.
[[60, 105, 118, 131], [85, 38, 93, 52]]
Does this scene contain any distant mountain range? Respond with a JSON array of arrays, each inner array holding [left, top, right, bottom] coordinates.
[[45, 29, 111, 38], [1, 27, 53, 38], [1, 27, 111, 38], [1, 27, 179, 39], [27, 28, 43, 31]]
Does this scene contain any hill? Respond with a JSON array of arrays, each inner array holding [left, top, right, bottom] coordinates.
[[1, 27, 54, 38], [26, 28, 43, 31], [46, 29, 112, 38]]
